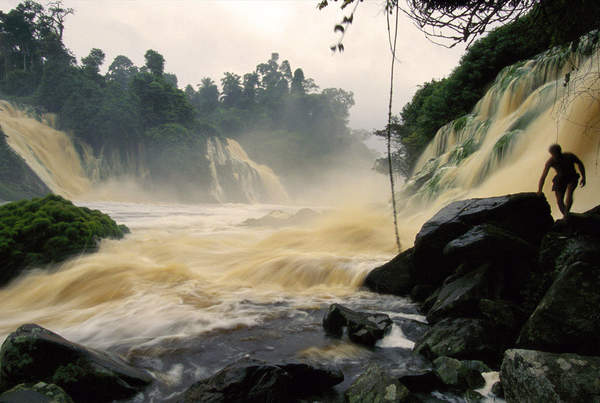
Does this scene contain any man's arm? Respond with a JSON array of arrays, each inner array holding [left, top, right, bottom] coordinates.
[[575, 155, 586, 187], [538, 159, 551, 194]]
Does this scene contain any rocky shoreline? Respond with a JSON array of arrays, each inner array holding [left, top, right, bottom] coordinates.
[[0, 192, 598, 402]]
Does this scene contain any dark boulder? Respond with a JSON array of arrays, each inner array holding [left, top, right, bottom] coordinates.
[[500, 349, 600, 402], [182, 359, 343, 403], [410, 285, 436, 302], [364, 248, 415, 296], [322, 304, 392, 346], [0, 382, 73, 403], [412, 193, 552, 285], [414, 318, 502, 367], [426, 265, 491, 323], [0, 324, 152, 403], [443, 224, 535, 264], [517, 236, 600, 355], [344, 364, 409, 403], [432, 357, 485, 391], [491, 381, 504, 398], [277, 361, 343, 395], [551, 211, 600, 237]]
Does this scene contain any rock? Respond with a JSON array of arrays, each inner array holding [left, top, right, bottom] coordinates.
[[182, 360, 291, 403], [500, 349, 600, 402], [182, 359, 343, 403], [344, 364, 409, 403], [491, 381, 504, 398], [410, 285, 436, 302], [412, 193, 552, 285], [393, 354, 442, 393], [464, 389, 485, 402], [443, 224, 535, 264], [426, 265, 491, 323], [414, 318, 502, 366], [0, 324, 152, 403], [552, 212, 600, 237], [276, 361, 343, 395], [364, 248, 415, 296], [322, 304, 392, 346], [478, 299, 525, 331], [517, 236, 600, 355], [0, 382, 73, 403], [242, 208, 320, 227], [394, 318, 429, 343], [432, 357, 485, 391], [461, 360, 492, 374]]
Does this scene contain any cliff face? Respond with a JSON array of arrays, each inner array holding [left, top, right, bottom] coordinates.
[[0, 130, 50, 201]]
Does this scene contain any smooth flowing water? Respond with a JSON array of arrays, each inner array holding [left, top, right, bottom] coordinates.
[[0, 201, 435, 401]]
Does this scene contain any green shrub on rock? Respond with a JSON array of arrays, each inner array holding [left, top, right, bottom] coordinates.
[[0, 194, 128, 287]]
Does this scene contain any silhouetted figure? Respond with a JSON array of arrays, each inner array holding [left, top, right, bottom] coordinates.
[[538, 144, 586, 217]]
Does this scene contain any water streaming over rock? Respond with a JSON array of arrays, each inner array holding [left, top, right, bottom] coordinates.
[[396, 31, 600, 246], [205, 137, 289, 203], [0, 101, 91, 198]]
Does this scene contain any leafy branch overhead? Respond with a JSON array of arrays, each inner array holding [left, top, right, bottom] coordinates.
[[319, 0, 598, 49]]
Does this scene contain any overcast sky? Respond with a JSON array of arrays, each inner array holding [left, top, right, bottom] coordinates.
[[1, 0, 466, 130]]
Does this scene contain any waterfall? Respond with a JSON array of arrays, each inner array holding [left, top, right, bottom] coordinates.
[[206, 137, 289, 204], [401, 31, 600, 219], [0, 101, 289, 204], [0, 101, 91, 199]]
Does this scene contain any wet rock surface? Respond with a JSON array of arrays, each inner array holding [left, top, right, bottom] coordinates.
[[344, 364, 409, 403], [0, 324, 152, 403], [181, 358, 343, 403], [364, 248, 415, 296], [500, 349, 600, 402], [322, 304, 393, 346], [0, 382, 73, 403]]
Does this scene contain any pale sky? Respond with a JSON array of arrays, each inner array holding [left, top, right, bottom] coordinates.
[[0, 0, 466, 130]]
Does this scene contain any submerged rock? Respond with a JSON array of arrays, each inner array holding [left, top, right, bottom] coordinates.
[[364, 248, 415, 296], [344, 364, 409, 403], [0, 324, 152, 403], [242, 208, 320, 227], [500, 349, 600, 402], [182, 359, 343, 403], [322, 304, 393, 346], [0, 382, 73, 403]]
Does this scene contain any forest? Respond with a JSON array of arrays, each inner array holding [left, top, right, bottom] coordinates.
[[0, 1, 365, 190]]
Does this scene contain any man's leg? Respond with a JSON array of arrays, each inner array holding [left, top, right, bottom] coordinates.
[[555, 189, 566, 216], [565, 182, 577, 213]]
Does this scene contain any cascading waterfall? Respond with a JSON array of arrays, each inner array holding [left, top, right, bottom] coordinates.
[[206, 137, 289, 203], [400, 31, 600, 228], [0, 100, 91, 198], [0, 100, 289, 204]]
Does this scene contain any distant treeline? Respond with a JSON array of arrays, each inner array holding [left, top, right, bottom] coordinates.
[[0, 1, 361, 186], [376, 0, 600, 175]]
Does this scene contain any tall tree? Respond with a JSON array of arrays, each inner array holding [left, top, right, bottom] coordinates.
[[144, 49, 165, 76]]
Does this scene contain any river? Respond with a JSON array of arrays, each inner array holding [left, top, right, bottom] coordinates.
[[0, 201, 453, 401]]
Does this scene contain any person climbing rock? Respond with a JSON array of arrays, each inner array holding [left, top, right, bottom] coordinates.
[[537, 144, 586, 217]]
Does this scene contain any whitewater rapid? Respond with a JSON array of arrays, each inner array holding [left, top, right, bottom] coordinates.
[[0, 202, 399, 347]]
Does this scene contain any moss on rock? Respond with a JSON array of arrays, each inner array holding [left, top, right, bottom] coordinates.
[[0, 194, 128, 286]]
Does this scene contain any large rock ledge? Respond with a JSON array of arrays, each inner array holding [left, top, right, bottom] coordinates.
[[500, 349, 600, 402], [362, 192, 600, 401]]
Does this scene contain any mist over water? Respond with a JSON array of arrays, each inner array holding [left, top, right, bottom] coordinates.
[[0, 33, 599, 402]]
